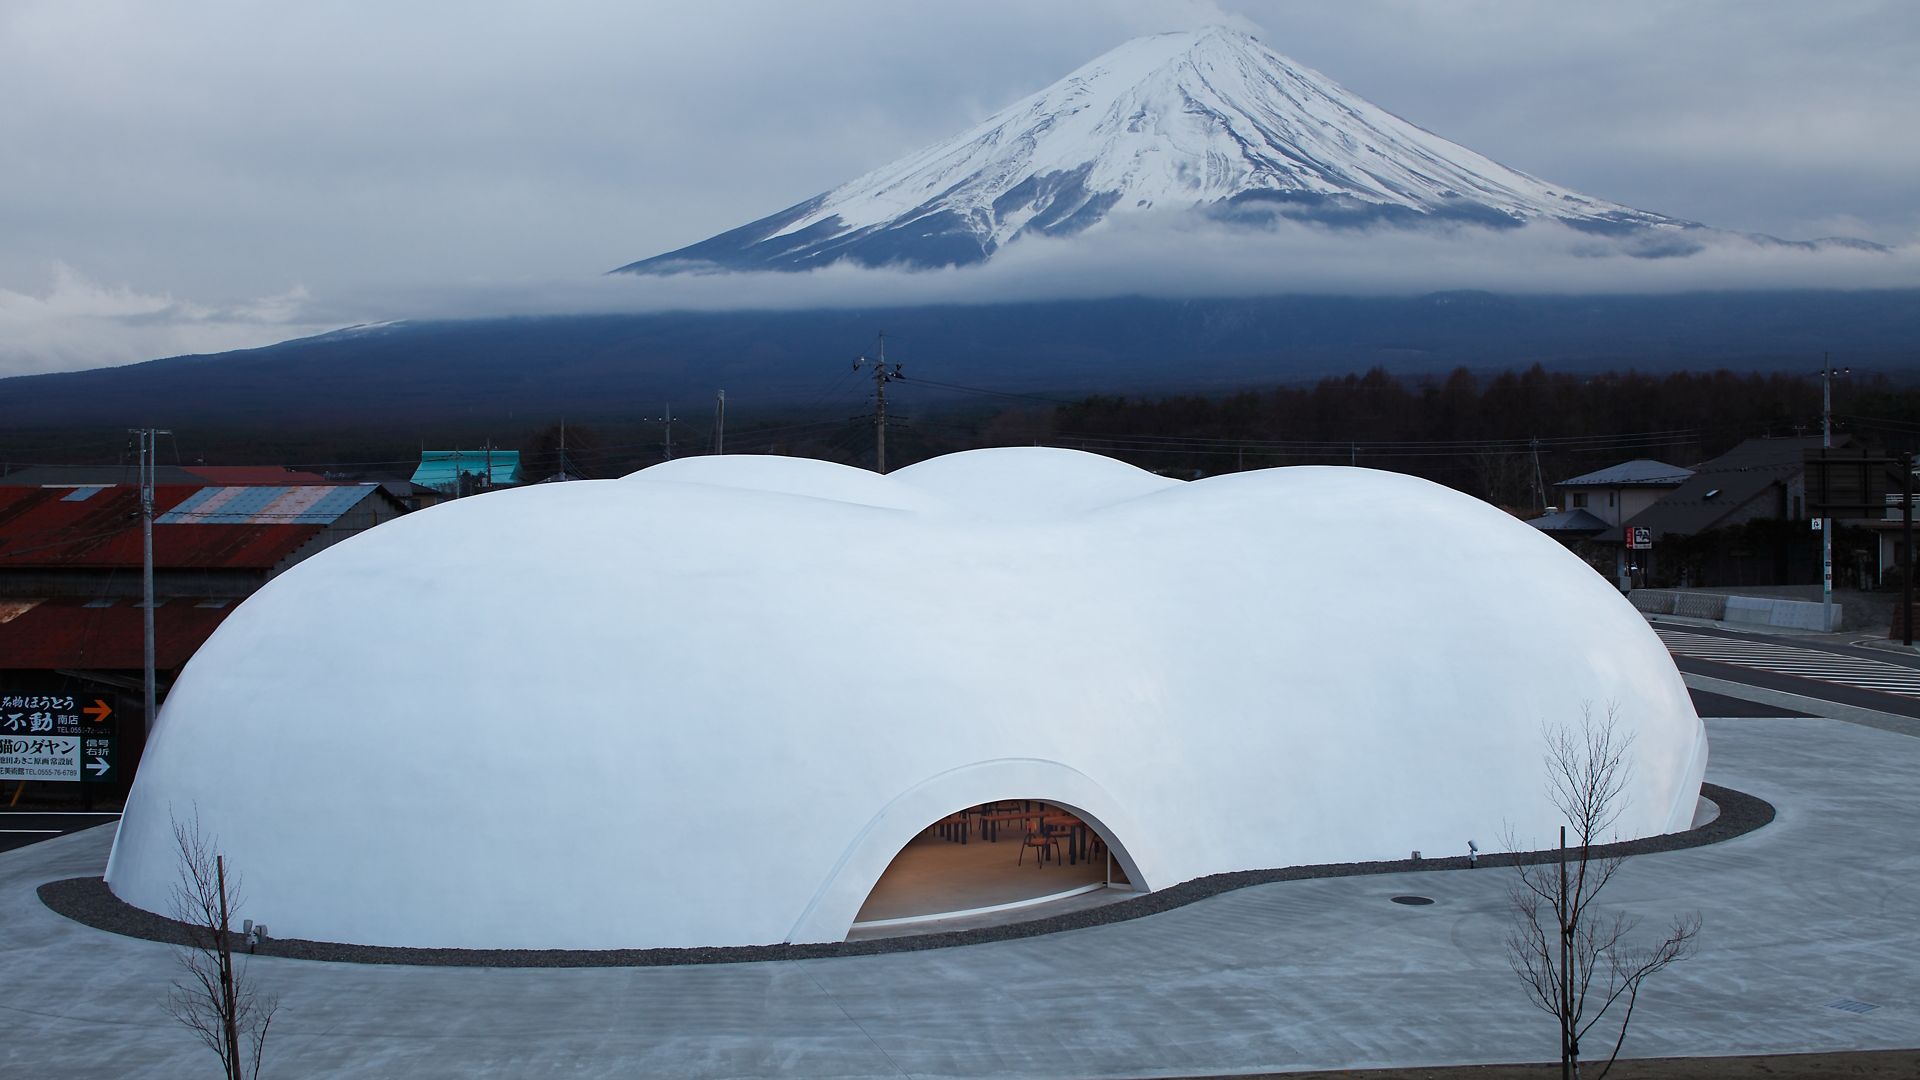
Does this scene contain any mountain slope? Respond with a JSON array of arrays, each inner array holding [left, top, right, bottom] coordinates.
[[617, 27, 1689, 274], [7, 291, 1919, 432]]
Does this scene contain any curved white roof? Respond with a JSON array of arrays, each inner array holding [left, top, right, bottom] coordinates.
[[106, 448, 1705, 949]]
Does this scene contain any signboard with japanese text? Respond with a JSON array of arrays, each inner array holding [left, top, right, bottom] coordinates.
[[0, 693, 117, 783], [1625, 526, 1652, 550], [0, 734, 81, 780]]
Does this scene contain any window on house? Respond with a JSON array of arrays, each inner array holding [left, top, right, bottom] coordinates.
[[1571, 493, 1588, 508], [1608, 492, 1616, 507]]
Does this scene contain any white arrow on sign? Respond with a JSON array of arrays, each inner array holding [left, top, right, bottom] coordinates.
[[87, 756, 109, 778]]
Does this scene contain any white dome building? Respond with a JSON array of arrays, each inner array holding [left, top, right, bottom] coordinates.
[[106, 448, 1706, 950]]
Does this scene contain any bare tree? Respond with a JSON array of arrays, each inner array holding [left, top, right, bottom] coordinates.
[[1505, 706, 1701, 1080], [167, 811, 278, 1080]]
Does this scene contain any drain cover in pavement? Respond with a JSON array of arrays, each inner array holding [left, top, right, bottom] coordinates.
[[1390, 895, 1435, 906], [1828, 999, 1879, 1014]]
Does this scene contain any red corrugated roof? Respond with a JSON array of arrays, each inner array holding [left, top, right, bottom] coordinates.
[[0, 598, 234, 669], [0, 485, 338, 570]]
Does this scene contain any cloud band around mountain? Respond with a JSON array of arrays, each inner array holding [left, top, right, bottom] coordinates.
[[4, 219, 1917, 378]]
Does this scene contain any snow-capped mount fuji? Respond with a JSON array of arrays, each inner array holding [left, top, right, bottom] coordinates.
[[616, 27, 1692, 275]]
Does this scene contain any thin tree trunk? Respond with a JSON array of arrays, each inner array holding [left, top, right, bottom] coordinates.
[[217, 856, 241, 1080], [1561, 825, 1573, 1080]]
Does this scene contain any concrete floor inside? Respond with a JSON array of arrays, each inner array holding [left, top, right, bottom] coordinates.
[[852, 807, 1134, 932]]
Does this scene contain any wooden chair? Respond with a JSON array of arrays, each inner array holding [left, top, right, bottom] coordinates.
[[1084, 830, 1108, 859], [1019, 828, 1060, 868]]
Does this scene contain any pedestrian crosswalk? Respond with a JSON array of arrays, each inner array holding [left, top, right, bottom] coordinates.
[[1656, 628, 1920, 700]]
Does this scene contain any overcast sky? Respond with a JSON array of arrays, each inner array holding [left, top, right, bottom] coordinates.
[[2, 0, 1916, 375]]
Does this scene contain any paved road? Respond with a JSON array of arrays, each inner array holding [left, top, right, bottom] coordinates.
[[1650, 621, 1920, 669], [2, 645, 1910, 1078], [1686, 687, 1808, 717], [2, 713, 1915, 1078], [1655, 625, 1920, 720], [0, 811, 119, 854]]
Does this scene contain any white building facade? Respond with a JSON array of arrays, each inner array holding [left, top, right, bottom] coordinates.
[[106, 449, 1707, 950]]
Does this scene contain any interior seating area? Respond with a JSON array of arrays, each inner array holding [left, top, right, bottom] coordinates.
[[851, 801, 1133, 937]]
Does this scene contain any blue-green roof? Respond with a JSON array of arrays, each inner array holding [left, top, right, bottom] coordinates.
[[412, 451, 522, 492]]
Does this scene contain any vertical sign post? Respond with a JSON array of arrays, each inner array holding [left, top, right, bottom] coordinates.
[[1624, 526, 1651, 590], [1804, 447, 1902, 639], [1822, 359, 1833, 633], [1906, 453, 1915, 647]]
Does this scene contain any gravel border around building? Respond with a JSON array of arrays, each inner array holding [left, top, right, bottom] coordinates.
[[38, 782, 1770, 968]]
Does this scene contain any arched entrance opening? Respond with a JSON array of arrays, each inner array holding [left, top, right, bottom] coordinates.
[[849, 800, 1137, 937]]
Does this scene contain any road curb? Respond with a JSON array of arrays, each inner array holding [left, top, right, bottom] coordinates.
[[1683, 673, 1920, 738]]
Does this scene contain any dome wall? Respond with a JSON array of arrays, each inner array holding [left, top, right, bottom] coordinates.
[[105, 449, 1705, 949]]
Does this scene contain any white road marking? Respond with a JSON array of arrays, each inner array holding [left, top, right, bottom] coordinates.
[[1659, 629, 1920, 700]]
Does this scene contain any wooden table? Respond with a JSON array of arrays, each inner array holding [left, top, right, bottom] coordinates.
[[1043, 817, 1090, 865], [977, 810, 1043, 842], [976, 811, 1090, 864]]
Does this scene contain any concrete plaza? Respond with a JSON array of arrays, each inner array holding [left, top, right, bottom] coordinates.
[[2, 714, 1916, 1078]]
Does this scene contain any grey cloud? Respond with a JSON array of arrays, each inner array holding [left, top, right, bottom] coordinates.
[[373, 220, 1920, 319], [6, 219, 1918, 376], [0, 265, 333, 375]]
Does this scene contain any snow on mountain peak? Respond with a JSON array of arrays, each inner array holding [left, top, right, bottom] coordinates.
[[617, 28, 1683, 274]]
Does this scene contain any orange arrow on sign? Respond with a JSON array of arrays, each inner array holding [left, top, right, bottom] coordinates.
[[84, 699, 112, 723]]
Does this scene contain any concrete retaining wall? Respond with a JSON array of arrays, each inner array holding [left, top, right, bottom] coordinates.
[[1676, 592, 1730, 621], [1630, 588, 1837, 632], [1629, 590, 1683, 616], [1724, 595, 1837, 631]]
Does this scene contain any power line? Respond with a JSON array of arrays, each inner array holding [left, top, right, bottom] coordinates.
[[899, 376, 1076, 406], [1043, 432, 1706, 459], [1046, 426, 1703, 451]]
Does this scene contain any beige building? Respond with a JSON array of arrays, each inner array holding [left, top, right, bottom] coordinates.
[[1560, 459, 1694, 531], [1528, 458, 1693, 589]]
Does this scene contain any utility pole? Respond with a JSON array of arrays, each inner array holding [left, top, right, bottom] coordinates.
[[713, 390, 726, 455], [130, 428, 170, 737], [647, 405, 678, 461], [1531, 436, 1547, 514], [1820, 355, 1849, 633], [853, 333, 903, 473]]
